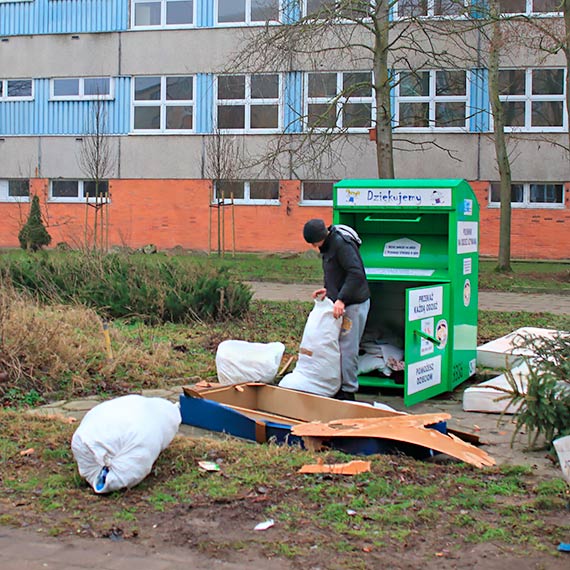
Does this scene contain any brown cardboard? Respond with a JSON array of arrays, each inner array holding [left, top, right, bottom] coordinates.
[[181, 382, 480, 445], [292, 416, 495, 469]]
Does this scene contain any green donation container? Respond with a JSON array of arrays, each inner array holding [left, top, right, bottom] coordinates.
[[334, 179, 479, 406]]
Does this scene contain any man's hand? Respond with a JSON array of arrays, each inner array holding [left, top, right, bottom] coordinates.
[[312, 288, 327, 300], [333, 299, 345, 319]]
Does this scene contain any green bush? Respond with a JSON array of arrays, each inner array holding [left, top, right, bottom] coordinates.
[[2, 253, 252, 323], [18, 195, 52, 252], [502, 332, 570, 449]]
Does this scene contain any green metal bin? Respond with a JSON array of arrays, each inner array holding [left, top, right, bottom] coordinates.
[[334, 179, 479, 406]]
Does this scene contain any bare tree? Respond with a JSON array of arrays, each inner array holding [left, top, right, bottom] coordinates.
[[203, 130, 243, 256], [229, 0, 458, 179], [488, 1, 513, 272], [77, 97, 116, 251]]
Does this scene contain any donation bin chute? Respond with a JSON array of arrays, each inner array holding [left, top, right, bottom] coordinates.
[[333, 179, 479, 406]]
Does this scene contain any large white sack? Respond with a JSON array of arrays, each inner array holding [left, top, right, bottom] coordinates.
[[71, 395, 181, 494], [216, 340, 285, 385], [279, 297, 342, 397], [553, 435, 570, 484]]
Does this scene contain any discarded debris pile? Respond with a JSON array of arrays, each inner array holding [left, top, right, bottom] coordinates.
[[180, 382, 494, 468], [292, 414, 495, 469]]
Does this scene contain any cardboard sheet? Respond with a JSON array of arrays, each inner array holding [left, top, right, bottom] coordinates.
[[291, 415, 495, 469]]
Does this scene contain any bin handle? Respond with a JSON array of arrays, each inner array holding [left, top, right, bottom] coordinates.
[[364, 215, 422, 223], [414, 329, 441, 347]]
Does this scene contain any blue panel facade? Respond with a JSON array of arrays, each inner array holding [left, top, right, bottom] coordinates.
[[196, 0, 214, 27], [0, 0, 128, 36], [0, 76, 130, 135], [283, 71, 303, 133], [195, 73, 214, 133], [469, 69, 489, 133]]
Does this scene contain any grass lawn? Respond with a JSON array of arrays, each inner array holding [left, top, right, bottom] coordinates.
[[0, 409, 568, 568], [1, 248, 570, 291]]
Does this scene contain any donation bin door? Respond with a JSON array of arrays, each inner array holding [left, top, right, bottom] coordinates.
[[404, 283, 451, 406]]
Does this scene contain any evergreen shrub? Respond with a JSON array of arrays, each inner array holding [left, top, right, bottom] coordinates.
[[18, 195, 52, 251]]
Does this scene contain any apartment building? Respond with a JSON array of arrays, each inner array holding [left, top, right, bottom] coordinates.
[[0, 0, 568, 258]]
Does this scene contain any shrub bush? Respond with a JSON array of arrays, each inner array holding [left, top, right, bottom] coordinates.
[[503, 332, 570, 449], [2, 253, 252, 323], [18, 195, 52, 251]]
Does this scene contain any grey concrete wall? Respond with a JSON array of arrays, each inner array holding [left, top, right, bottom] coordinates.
[[0, 33, 120, 78]]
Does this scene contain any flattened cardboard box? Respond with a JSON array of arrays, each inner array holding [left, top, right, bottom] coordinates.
[[179, 383, 487, 462]]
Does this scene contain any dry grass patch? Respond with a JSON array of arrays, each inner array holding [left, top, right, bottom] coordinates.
[[0, 285, 190, 404]]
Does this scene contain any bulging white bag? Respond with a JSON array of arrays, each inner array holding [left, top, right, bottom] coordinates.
[[553, 435, 570, 484], [71, 395, 181, 494], [216, 340, 285, 385], [279, 297, 342, 397]]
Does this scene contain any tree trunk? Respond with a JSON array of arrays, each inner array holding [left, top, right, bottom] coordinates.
[[562, 0, 570, 154], [488, 11, 512, 272], [373, 2, 395, 179]]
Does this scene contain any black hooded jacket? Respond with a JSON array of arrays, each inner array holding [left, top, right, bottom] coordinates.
[[319, 226, 370, 306]]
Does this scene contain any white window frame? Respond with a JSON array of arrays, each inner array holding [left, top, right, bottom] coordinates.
[[304, 71, 374, 133], [0, 79, 34, 101], [394, 69, 469, 132], [132, 75, 195, 134], [497, 68, 566, 133], [215, 74, 282, 133], [215, 0, 282, 26], [49, 180, 110, 203], [395, 0, 469, 19], [300, 180, 334, 205], [50, 77, 114, 101], [0, 179, 30, 202], [131, 0, 196, 29], [213, 180, 280, 205], [499, 0, 562, 16], [0, 1, 34, 3], [488, 182, 566, 209], [303, 0, 375, 22]]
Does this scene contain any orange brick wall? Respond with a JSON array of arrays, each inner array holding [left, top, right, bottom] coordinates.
[[472, 181, 570, 260], [0, 178, 568, 259]]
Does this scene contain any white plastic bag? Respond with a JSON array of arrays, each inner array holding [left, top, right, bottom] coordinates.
[[216, 340, 285, 385], [71, 395, 181, 494], [279, 297, 342, 397], [553, 435, 570, 484]]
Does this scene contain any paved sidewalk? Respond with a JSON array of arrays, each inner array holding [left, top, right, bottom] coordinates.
[[0, 526, 289, 570], [246, 281, 570, 315]]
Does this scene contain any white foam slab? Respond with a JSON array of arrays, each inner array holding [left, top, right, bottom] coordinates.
[[476, 327, 560, 369], [462, 361, 529, 414]]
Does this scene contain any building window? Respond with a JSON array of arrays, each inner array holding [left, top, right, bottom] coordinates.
[[217, 0, 280, 24], [216, 74, 281, 132], [306, 72, 373, 131], [213, 180, 280, 204], [396, 0, 468, 17], [0, 179, 30, 202], [132, 0, 195, 27], [498, 68, 566, 131], [133, 76, 194, 132], [301, 181, 334, 204], [489, 182, 565, 208], [0, 79, 33, 101], [498, 0, 562, 14], [50, 78, 113, 101], [50, 180, 109, 202], [395, 69, 468, 130], [304, 0, 373, 19]]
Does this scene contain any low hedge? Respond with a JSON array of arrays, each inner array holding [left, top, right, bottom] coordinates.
[[1, 253, 252, 323]]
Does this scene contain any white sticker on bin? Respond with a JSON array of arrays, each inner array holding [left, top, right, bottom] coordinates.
[[366, 268, 435, 276], [408, 286, 443, 321]]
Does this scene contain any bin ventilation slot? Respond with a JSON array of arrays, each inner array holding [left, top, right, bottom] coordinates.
[[364, 216, 422, 223]]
